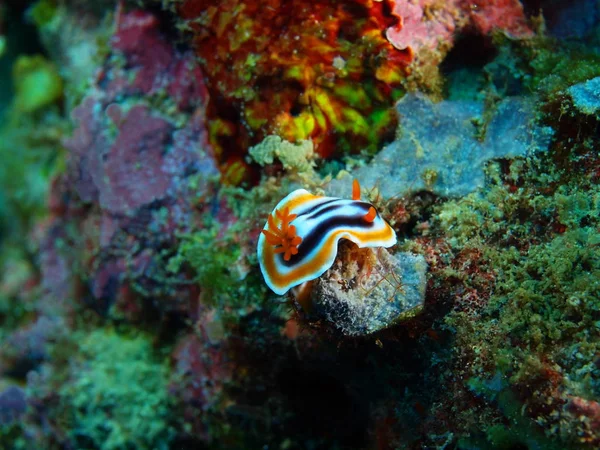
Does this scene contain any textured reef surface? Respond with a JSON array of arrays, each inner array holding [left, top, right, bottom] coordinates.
[[1, 0, 600, 449]]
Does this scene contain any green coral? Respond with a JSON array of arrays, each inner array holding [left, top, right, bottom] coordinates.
[[59, 329, 174, 450]]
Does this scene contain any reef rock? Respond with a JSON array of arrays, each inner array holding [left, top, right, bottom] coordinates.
[[60, 9, 218, 316], [569, 76, 600, 115], [329, 93, 554, 198], [305, 245, 427, 336]]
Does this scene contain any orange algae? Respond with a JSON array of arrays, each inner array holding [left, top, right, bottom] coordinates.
[[177, 0, 411, 183]]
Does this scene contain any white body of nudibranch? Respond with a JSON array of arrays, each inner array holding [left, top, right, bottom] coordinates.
[[257, 183, 397, 295]]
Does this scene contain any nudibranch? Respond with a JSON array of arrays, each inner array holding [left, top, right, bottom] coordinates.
[[257, 180, 397, 295]]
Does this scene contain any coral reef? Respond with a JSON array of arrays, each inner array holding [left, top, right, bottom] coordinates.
[[171, 0, 537, 183], [385, 0, 531, 56], [175, 0, 410, 167], [1, 0, 600, 449], [249, 135, 316, 175], [425, 170, 600, 448], [170, 319, 233, 442]]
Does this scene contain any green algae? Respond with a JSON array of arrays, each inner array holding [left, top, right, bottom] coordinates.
[[29, 0, 59, 28], [432, 151, 600, 447], [0, 256, 35, 345], [30, 0, 114, 112], [0, 6, 70, 261], [488, 36, 600, 97], [461, 374, 563, 450], [164, 176, 308, 327], [527, 44, 600, 96], [168, 222, 242, 292], [167, 216, 268, 322], [13, 54, 63, 113], [0, 112, 66, 261], [0, 422, 27, 450], [59, 328, 174, 450]]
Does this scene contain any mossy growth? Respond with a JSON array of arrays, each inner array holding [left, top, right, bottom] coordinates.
[[29, 0, 58, 28], [429, 150, 600, 447], [59, 328, 174, 450], [165, 176, 302, 327], [526, 43, 600, 96], [459, 379, 564, 450], [0, 256, 36, 343], [0, 112, 66, 258], [487, 35, 600, 98], [167, 216, 268, 323]]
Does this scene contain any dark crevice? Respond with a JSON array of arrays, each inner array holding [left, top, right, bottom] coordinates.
[[441, 33, 497, 75]]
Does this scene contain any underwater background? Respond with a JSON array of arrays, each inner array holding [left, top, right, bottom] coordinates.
[[0, 0, 599, 449]]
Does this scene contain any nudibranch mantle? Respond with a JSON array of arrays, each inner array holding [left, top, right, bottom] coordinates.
[[257, 187, 397, 295]]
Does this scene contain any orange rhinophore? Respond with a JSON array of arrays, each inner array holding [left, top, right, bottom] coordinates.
[[352, 178, 361, 201], [364, 206, 377, 223]]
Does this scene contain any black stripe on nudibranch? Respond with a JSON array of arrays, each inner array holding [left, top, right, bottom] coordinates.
[[297, 202, 351, 223], [280, 203, 376, 267], [296, 198, 339, 218]]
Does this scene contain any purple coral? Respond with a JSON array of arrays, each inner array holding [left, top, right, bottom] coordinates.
[[0, 386, 27, 426], [0, 317, 63, 378], [100, 104, 174, 214], [60, 9, 218, 313]]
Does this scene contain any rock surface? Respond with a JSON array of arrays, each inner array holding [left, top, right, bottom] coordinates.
[[307, 245, 427, 336]]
